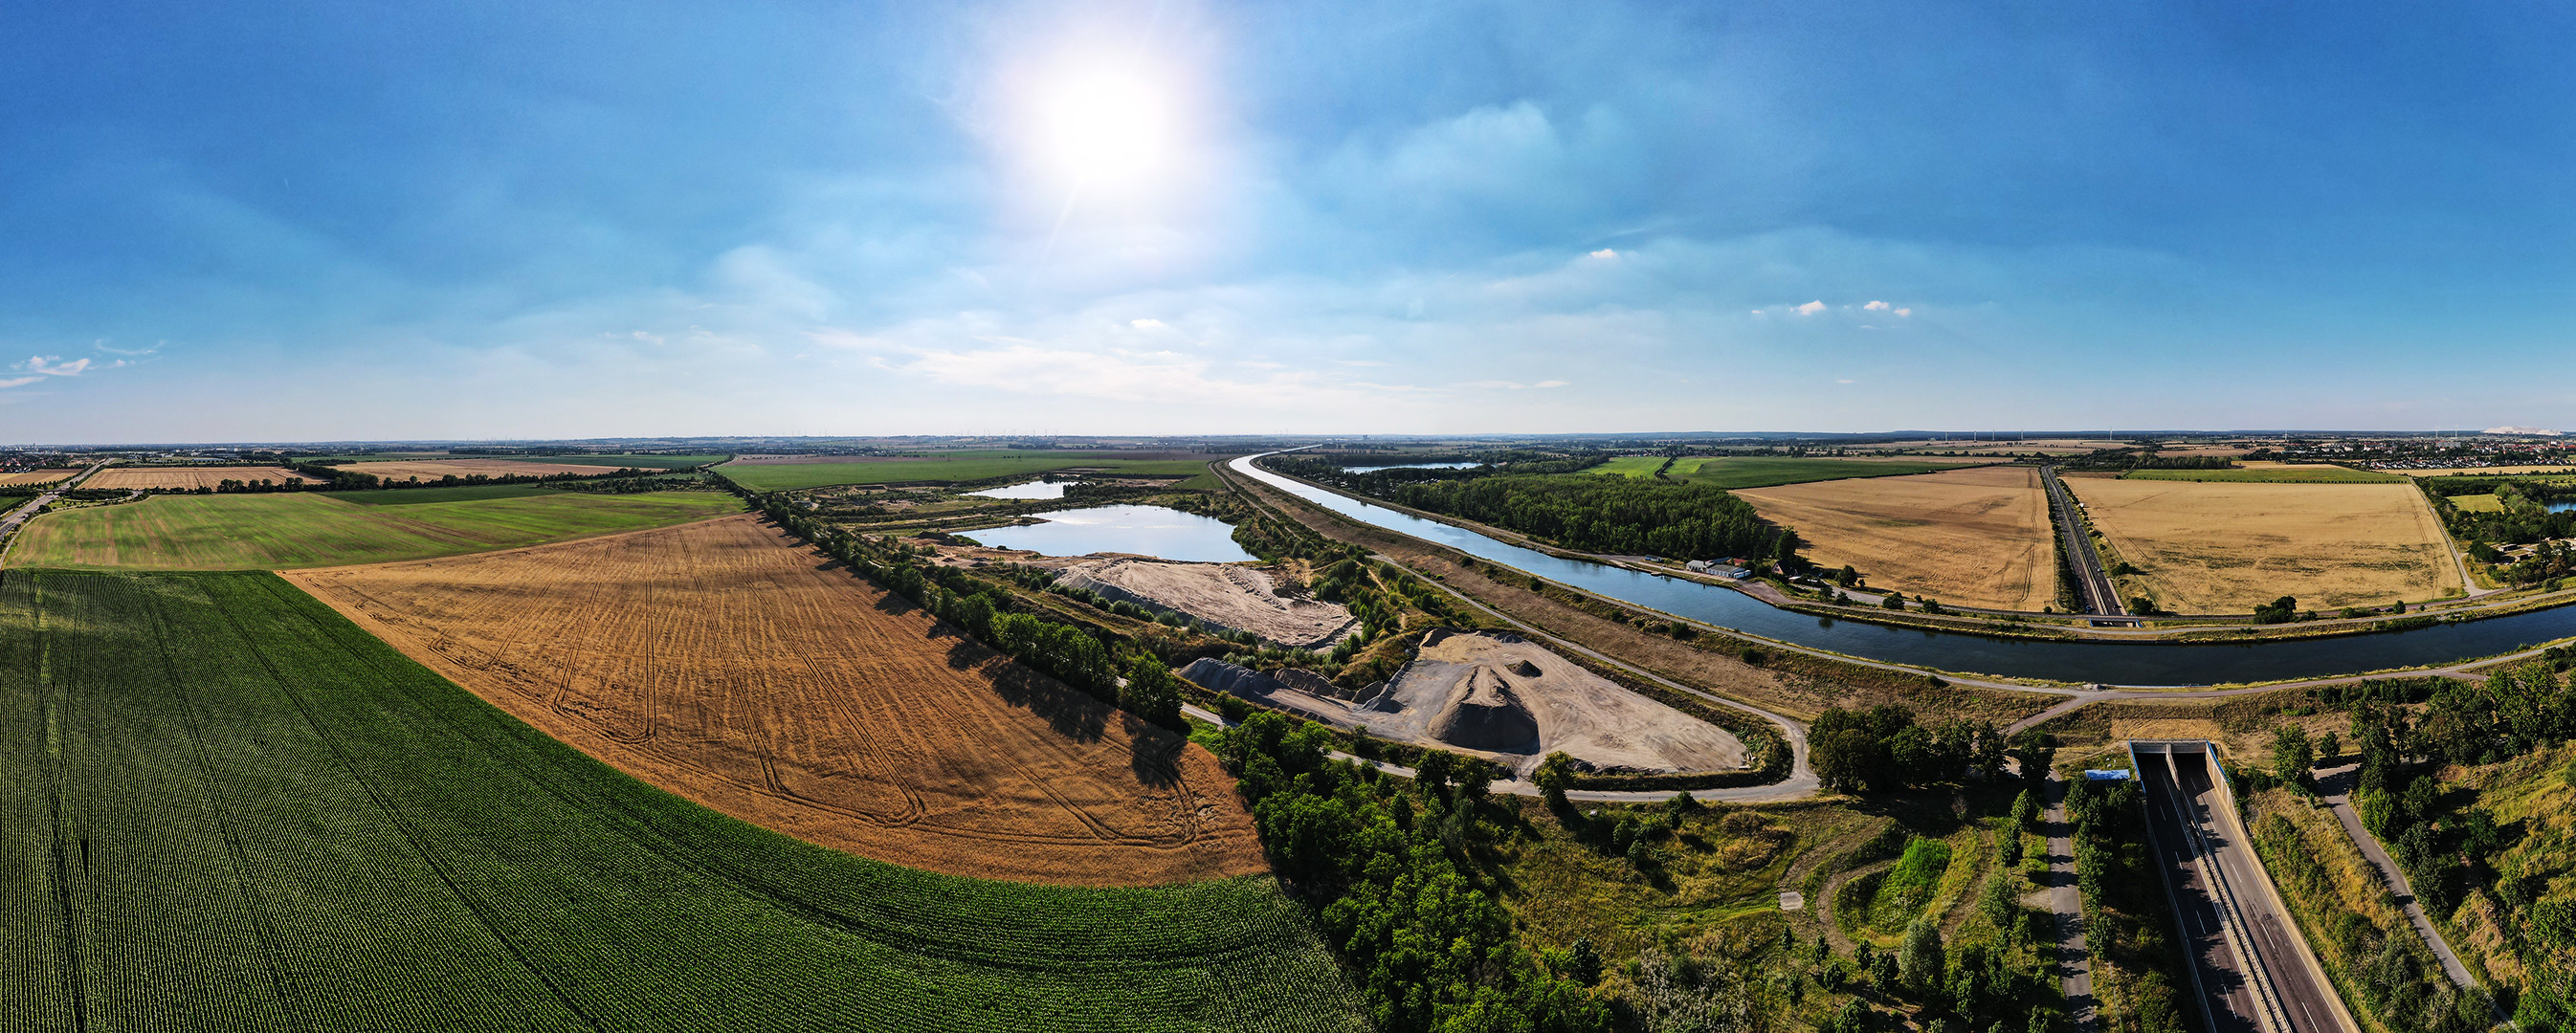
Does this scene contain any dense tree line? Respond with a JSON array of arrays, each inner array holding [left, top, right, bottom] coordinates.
[[1305, 471, 1789, 562], [2345, 650, 2575, 1030], [1220, 712, 1609, 1032], [1807, 705, 2011, 793], [2426, 478, 2576, 585]]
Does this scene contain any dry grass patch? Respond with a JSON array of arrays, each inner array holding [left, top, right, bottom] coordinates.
[[284, 514, 1264, 887], [1736, 465, 2058, 611], [86, 466, 322, 489], [2066, 478, 2458, 612]]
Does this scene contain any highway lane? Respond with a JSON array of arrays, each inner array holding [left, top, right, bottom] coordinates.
[[2041, 465, 2129, 621], [2141, 758, 2267, 1033], [2171, 757, 2346, 1033]]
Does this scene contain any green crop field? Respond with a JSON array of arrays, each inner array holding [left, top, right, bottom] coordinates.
[[4, 491, 743, 570], [1589, 454, 1973, 489], [512, 453, 727, 470], [1588, 455, 1670, 477], [0, 570, 1362, 1031], [334, 485, 559, 505], [2121, 466, 2403, 483], [718, 457, 1218, 492], [2450, 493, 2506, 513]]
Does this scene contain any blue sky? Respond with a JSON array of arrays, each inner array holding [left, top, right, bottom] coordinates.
[[4, 0, 2571, 442]]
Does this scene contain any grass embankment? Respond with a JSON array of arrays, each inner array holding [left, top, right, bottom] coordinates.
[[2244, 786, 2445, 1033], [4, 491, 743, 570], [2427, 739, 2576, 1024], [2121, 467, 2403, 483], [1589, 455, 1974, 490], [720, 456, 1216, 492], [0, 570, 1362, 1031]]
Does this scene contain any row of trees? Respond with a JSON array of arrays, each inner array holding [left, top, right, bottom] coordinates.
[[2057, 775, 2196, 1033]]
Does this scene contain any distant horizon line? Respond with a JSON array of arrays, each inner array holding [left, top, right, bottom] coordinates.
[[2, 428, 2566, 450]]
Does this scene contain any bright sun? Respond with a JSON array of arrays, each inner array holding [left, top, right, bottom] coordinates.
[[1034, 66, 1172, 187]]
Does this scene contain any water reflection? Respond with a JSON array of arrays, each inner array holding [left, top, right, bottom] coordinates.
[[963, 504, 1255, 563], [967, 479, 1070, 499]]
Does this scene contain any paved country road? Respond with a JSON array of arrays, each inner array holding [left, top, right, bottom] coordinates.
[[2042, 465, 2131, 622]]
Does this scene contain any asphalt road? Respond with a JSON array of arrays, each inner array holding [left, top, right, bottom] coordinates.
[[2144, 753, 2347, 1033], [2041, 465, 2129, 620], [2314, 762, 2478, 988]]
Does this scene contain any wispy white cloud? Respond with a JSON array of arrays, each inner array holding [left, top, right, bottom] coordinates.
[[0, 376, 41, 389], [1863, 300, 1889, 311], [1795, 300, 1826, 316]]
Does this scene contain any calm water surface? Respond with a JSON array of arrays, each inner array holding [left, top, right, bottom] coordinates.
[[1232, 454, 2576, 684], [964, 504, 1255, 562], [2547, 500, 2575, 514], [966, 480, 1070, 499]]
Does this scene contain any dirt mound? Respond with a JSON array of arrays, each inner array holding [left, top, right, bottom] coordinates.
[[1426, 667, 1541, 752], [1061, 558, 1355, 648], [1187, 630, 1743, 776]]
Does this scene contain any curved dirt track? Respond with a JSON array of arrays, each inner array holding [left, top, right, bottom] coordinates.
[[286, 513, 1266, 888]]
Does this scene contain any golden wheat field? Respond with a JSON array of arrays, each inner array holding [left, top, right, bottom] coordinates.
[[1735, 465, 2059, 610], [2064, 477, 2458, 612], [86, 466, 324, 489], [284, 514, 1265, 887], [0, 468, 83, 487]]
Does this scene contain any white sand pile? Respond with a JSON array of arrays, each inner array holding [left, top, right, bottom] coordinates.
[[1061, 558, 1355, 648]]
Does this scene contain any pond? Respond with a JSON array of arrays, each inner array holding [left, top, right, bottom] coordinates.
[[1343, 462, 1483, 473], [966, 479, 1070, 499], [1232, 454, 2576, 685], [963, 504, 1255, 563], [2547, 500, 2575, 514]]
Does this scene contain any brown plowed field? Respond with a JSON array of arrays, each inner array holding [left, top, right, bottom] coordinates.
[[341, 458, 631, 479], [283, 514, 1265, 887], [87, 465, 323, 489]]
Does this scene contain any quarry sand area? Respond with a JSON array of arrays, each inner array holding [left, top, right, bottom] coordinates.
[[1736, 465, 2060, 611], [2064, 477, 2460, 612], [0, 468, 84, 487], [285, 514, 1265, 887], [340, 458, 633, 479], [1058, 557, 1355, 648], [86, 466, 324, 490], [1184, 628, 1743, 776]]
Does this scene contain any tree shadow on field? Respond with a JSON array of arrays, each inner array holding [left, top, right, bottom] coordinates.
[[1121, 714, 1185, 789], [967, 640, 1111, 746]]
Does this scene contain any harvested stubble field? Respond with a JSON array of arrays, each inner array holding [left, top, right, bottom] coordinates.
[[5, 491, 742, 570], [2065, 477, 2459, 612], [86, 465, 325, 489], [718, 454, 1222, 492], [285, 514, 1264, 886], [2122, 462, 2401, 483], [0, 468, 82, 487], [340, 458, 641, 480], [0, 569, 1360, 1032], [1588, 454, 1978, 489], [1735, 465, 2060, 611]]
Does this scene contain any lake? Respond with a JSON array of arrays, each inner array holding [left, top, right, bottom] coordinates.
[[963, 504, 1255, 562], [2547, 500, 2574, 514], [967, 480, 1070, 499]]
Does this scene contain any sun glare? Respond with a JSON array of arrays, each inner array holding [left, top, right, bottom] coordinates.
[[1033, 65, 1173, 188]]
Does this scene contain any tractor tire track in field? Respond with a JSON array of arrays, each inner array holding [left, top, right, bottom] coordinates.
[[205, 585, 604, 1033], [280, 514, 1264, 886]]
